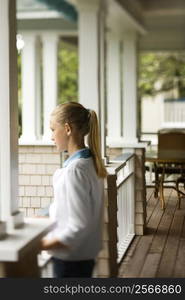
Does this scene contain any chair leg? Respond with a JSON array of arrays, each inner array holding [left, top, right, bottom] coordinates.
[[154, 187, 158, 198], [178, 196, 181, 210], [176, 181, 181, 209], [159, 178, 165, 210], [154, 164, 159, 198]]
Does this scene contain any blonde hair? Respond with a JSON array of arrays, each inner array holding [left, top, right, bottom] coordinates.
[[51, 102, 107, 178]]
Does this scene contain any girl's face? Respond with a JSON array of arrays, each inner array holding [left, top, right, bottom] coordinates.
[[50, 118, 71, 152]]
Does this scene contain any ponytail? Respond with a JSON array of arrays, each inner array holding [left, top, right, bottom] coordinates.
[[87, 110, 107, 178]]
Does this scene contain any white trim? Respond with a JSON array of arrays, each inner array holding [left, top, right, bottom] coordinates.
[[17, 11, 64, 20], [19, 30, 78, 37], [18, 139, 54, 146], [121, 142, 149, 148], [106, 137, 149, 149], [161, 122, 185, 128]]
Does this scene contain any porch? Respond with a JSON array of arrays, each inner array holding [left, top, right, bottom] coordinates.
[[119, 188, 185, 278], [1, 0, 185, 278]]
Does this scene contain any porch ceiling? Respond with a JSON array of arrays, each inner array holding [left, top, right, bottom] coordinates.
[[17, 0, 185, 51], [118, 0, 185, 51]]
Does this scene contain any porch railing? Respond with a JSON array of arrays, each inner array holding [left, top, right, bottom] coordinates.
[[106, 153, 135, 276], [116, 155, 135, 263], [164, 99, 185, 126]]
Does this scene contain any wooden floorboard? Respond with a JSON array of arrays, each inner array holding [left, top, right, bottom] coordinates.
[[157, 212, 184, 277], [119, 188, 185, 278], [146, 188, 154, 202], [139, 191, 173, 277], [173, 203, 185, 277]]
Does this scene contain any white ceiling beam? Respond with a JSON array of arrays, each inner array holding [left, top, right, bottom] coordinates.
[[67, 0, 147, 34], [17, 11, 64, 20], [144, 9, 185, 17], [106, 0, 146, 35]]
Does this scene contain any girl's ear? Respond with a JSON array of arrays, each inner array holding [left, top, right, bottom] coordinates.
[[64, 123, 72, 136]]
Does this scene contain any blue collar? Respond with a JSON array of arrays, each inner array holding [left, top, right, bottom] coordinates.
[[63, 148, 92, 167]]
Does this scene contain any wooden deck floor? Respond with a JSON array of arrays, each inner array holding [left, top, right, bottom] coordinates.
[[119, 188, 185, 278]]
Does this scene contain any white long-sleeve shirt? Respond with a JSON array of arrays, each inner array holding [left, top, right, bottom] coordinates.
[[47, 151, 104, 261]]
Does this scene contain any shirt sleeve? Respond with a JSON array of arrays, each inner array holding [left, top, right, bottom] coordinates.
[[55, 166, 93, 249]]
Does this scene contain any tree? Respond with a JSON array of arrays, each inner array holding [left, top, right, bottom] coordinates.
[[58, 40, 78, 103], [138, 52, 185, 99]]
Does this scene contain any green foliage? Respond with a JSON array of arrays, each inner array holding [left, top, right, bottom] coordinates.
[[58, 40, 78, 104], [138, 52, 185, 98]]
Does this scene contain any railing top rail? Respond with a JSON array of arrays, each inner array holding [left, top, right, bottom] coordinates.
[[106, 161, 126, 175], [112, 152, 135, 163], [106, 153, 135, 175]]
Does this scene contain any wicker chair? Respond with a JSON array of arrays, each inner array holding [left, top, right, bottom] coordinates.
[[155, 129, 185, 209]]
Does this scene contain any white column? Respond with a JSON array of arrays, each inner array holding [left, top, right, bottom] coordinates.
[[20, 33, 38, 143], [0, 0, 11, 223], [0, 0, 8, 235], [106, 33, 123, 147], [77, 0, 101, 116], [0, 0, 23, 231], [122, 32, 138, 144], [42, 33, 58, 141], [76, 0, 107, 159]]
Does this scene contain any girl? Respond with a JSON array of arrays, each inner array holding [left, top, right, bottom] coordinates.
[[41, 102, 107, 278]]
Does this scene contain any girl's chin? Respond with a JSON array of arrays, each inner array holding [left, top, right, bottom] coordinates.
[[56, 145, 66, 152]]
